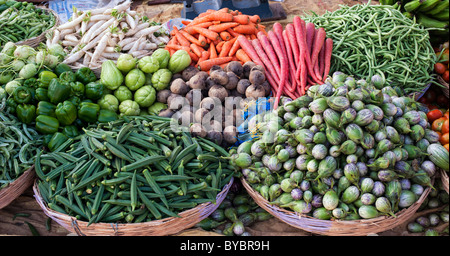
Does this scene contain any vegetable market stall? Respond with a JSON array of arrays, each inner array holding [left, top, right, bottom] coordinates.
[[0, 0, 448, 237]]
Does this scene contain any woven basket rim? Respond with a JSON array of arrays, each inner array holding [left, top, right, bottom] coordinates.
[[15, 6, 60, 47], [241, 176, 432, 236], [0, 166, 35, 209], [33, 176, 234, 236], [440, 169, 449, 194]]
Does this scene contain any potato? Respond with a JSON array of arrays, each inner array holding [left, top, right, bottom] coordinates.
[[249, 69, 266, 85], [243, 61, 256, 78], [190, 123, 207, 138], [251, 65, 265, 73], [245, 84, 266, 99], [158, 109, 174, 118], [225, 61, 243, 77], [188, 71, 208, 90], [206, 130, 223, 145], [236, 79, 251, 95], [210, 69, 229, 86], [208, 85, 229, 102], [224, 96, 243, 113], [230, 89, 244, 98], [170, 78, 190, 95], [223, 125, 238, 144], [182, 66, 199, 81], [156, 89, 171, 104], [178, 110, 194, 126], [224, 72, 239, 90], [208, 120, 223, 132], [195, 108, 210, 123], [185, 89, 203, 106], [210, 65, 223, 73], [167, 94, 186, 110], [171, 73, 183, 82]]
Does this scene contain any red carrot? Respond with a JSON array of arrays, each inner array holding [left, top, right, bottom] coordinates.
[[318, 42, 325, 80], [236, 35, 264, 66], [266, 31, 287, 108], [251, 38, 280, 82], [257, 31, 280, 74], [305, 22, 315, 58], [323, 38, 333, 80], [285, 24, 300, 66], [282, 29, 298, 93], [294, 17, 321, 85], [310, 27, 326, 73]]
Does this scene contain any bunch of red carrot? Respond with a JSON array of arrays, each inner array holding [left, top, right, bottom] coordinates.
[[165, 8, 265, 72], [238, 16, 333, 108]]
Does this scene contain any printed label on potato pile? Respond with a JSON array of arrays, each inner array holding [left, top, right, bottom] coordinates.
[[180, 240, 270, 253]]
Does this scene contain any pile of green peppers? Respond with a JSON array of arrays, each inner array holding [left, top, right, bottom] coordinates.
[[2, 63, 118, 151]]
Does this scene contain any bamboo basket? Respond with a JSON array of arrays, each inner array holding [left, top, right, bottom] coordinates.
[[15, 6, 60, 48], [0, 166, 35, 209], [440, 169, 449, 194], [241, 177, 433, 236], [437, 75, 449, 99], [33, 177, 234, 236]]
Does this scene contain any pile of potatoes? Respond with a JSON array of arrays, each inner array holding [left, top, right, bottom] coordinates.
[[156, 61, 271, 146]]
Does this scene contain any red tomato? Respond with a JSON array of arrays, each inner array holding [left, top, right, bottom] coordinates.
[[440, 133, 449, 145], [443, 70, 449, 83], [432, 117, 446, 132], [427, 109, 443, 123], [444, 144, 449, 152], [442, 119, 450, 134], [444, 111, 449, 119], [435, 63, 447, 75]]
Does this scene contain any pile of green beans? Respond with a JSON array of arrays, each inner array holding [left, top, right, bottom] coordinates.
[[0, 99, 44, 188], [303, 2, 437, 94], [35, 115, 236, 224], [0, 0, 56, 47]]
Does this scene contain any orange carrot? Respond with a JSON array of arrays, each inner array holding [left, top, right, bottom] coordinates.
[[228, 38, 240, 57], [216, 41, 225, 53], [181, 20, 191, 26], [234, 24, 258, 34], [198, 51, 210, 63], [179, 29, 202, 46], [190, 43, 204, 57], [233, 15, 250, 25], [207, 11, 234, 22], [208, 22, 239, 33], [209, 43, 218, 59], [250, 15, 260, 24], [198, 57, 233, 71], [173, 26, 190, 47], [191, 26, 220, 41], [198, 34, 207, 47], [194, 22, 215, 28], [220, 31, 231, 41], [198, 9, 215, 18], [226, 27, 241, 38], [219, 41, 232, 57], [250, 34, 257, 40], [235, 49, 251, 63]]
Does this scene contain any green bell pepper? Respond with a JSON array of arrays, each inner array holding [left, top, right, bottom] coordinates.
[[59, 71, 77, 83], [12, 86, 32, 104], [16, 104, 36, 125], [35, 88, 50, 102], [54, 63, 72, 76], [67, 96, 81, 107], [47, 132, 69, 152], [85, 82, 104, 100], [75, 67, 97, 84], [36, 115, 60, 134], [36, 101, 57, 117], [70, 82, 85, 97], [48, 79, 71, 104], [78, 102, 100, 123], [6, 98, 17, 114], [55, 100, 77, 126], [42, 134, 53, 148], [38, 71, 57, 88], [23, 77, 39, 89], [98, 109, 118, 123], [62, 125, 80, 138]]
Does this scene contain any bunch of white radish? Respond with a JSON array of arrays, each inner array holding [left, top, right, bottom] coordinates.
[[46, 0, 169, 69]]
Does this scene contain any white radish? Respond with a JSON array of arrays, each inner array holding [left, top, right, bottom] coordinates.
[[90, 32, 110, 66], [58, 12, 87, 30], [83, 51, 92, 66], [80, 20, 106, 44], [101, 52, 121, 59], [125, 12, 136, 30], [133, 26, 161, 39], [64, 34, 79, 42], [51, 29, 60, 45], [63, 50, 85, 64]]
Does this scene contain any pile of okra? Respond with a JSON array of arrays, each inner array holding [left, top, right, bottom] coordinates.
[[35, 115, 236, 224]]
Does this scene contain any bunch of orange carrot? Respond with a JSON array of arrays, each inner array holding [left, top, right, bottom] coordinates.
[[237, 16, 333, 108], [165, 8, 265, 72]]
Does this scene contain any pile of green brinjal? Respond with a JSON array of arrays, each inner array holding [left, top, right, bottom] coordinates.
[[233, 71, 443, 220], [2, 62, 119, 152]]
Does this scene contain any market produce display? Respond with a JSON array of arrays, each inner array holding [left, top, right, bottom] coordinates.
[[34, 116, 235, 224], [47, 0, 169, 69], [0, 0, 57, 48], [303, 2, 437, 94], [0, 0, 449, 237], [165, 8, 264, 70], [160, 60, 271, 146], [0, 100, 43, 188], [238, 71, 438, 220], [196, 181, 272, 236]]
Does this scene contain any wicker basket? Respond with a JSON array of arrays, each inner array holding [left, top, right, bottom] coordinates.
[[0, 166, 35, 209], [241, 177, 432, 236], [33, 177, 234, 236], [437, 75, 449, 99], [440, 169, 449, 194], [15, 7, 60, 48]]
